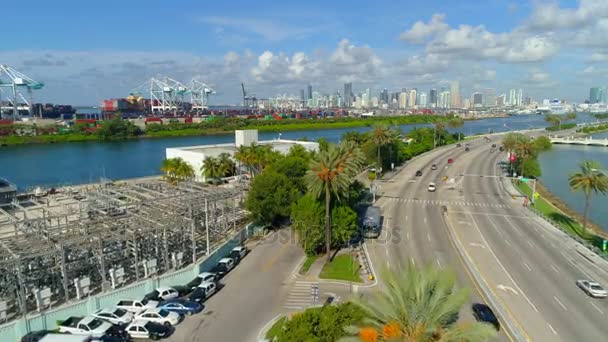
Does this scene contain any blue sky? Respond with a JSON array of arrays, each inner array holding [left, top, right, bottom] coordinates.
[[2, 0, 607, 105]]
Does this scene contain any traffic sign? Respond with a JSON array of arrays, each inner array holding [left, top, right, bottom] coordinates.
[[603, 240, 607, 252], [519, 177, 531, 182]]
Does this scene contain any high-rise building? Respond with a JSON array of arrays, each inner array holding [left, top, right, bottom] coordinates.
[[419, 93, 428, 107], [307, 84, 313, 100], [409, 89, 417, 108], [450, 81, 461, 108], [524, 97, 531, 106], [496, 94, 506, 107], [472, 92, 483, 106], [590, 87, 602, 103], [517, 89, 523, 106], [429, 89, 437, 107], [371, 96, 379, 108], [362, 92, 369, 108], [343, 82, 353, 107], [380, 88, 389, 104], [483, 88, 495, 107], [508, 89, 517, 106], [439, 90, 451, 108], [399, 92, 407, 109], [602, 87, 608, 103]]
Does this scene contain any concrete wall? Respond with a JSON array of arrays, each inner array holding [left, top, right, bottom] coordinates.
[[0, 225, 250, 341]]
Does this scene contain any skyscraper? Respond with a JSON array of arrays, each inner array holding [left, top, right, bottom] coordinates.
[[517, 89, 523, 106], [429, 89, 437, 107], [381, 88, 389, 104], [300, 89, 305, 103], [409, 89, 417, 108], [343, 82, 352, 107], [590, 87, 602, 103], [419, 93, 428, 107], [483, 88, 495, 107], [508, 89, 517, 106], [472, 92, 483, 106], [450, 81, 461, 108], [307, 84, 313, 100], [399, 92, 407, 109]]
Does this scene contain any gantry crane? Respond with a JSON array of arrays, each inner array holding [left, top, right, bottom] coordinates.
[[0, 65, 44, 119]]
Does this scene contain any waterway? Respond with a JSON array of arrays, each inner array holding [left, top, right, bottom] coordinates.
[[537, 131, 608, 232]]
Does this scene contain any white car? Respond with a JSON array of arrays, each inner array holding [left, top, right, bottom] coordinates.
[[92, 307, 134, 325], [125, 320, 172, 340], [152, 286, 180, 301], [576, 280, 608, 298], [428, 182, 436, 192], [189, 281, 217, 303], [217, 257, 235, 274], [231, 246, 248, 259], [116, 299, 159, 314], [135, 308, 181, 326]]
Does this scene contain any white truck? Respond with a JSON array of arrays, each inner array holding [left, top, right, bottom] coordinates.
[[57, 316, 114, 337]]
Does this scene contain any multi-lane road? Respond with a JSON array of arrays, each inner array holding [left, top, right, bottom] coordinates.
[[369, 134, 608, 341]]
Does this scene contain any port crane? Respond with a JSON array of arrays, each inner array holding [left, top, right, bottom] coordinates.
[[191, 80, 215, 112], [129, 77, 191, 113], [241, 82, 258, 111], [0, 65, 44, 119]]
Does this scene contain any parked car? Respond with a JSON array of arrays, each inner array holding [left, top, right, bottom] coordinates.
[[135, 308, 181, 327], [431, 164, 437, 170], [92, 308, 134, 326], [144, 287, 180, 302], [21, 330, 54, 342], [415, 170, 423, 176], [213, 258, 235, 276], [230, 246, 248, 263], [115, 299, 159, 314], [188, 281, 217, 303], [576, 279, 608, 298], [187, 272, 218, 289], [57, 316, 117, 337], [447, 158, 454, 164], [160, 298, 203, 315], [428, 182, 436, 192], [472, 304, 500, 330], [125, 320, 172, 340]]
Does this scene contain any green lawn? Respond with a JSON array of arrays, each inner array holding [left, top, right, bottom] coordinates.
[[319, 254, 362, 283], [516, 181, 604, 249], [265, 316, 286, 340], [299, 254, 319, 275]]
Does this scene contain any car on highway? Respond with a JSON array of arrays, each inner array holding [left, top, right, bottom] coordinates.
[[135, 308, 181, 327], [188, 281, 217, 303], [447, 158, 454, 164], [472, 303, 500, 330], [415, 170, 423, 176], [125, 320, 173, 340], [427, 182, 436, 192], [115, 299, 159, 314], [431, 164, 437, 170], [576, 279, 608, 298], [92, 308, 134, 326], [159, 298, 203, 315]]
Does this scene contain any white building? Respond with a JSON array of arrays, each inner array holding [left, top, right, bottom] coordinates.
[[166, 130, 319, 182]]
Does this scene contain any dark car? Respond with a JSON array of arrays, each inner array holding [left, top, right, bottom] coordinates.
[[472, 303, 500, 330], [21, 330, 52, 342], [499, 146, 504, 151], [456, 143, 461, 147], [160, 298, 203, 315], [229, 249, 242, 264], [491, 143, 497, 148], [188, 287, 208, 303], [431, 164, 437, 170], [465, 147, 470, 151], [415, 170, 423, 176]]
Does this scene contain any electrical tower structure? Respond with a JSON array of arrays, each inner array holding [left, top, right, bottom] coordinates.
[[191, 80, 215, 112], [0, 65, 44, 119], [129, 77, 191, 113]]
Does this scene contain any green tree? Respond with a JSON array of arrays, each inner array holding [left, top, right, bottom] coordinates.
[[331, 205, 358, 247], [533, 136, 552, 152], [343, 131, 369, 146], [245, 170, 300, 226], [291, 194, 325, 255], [217, 152, 236, 177], [270, 155, 310, 193], [160, 157, 194, 184], [305, 141, 364, 263], [370, 124, 393, 171], [201, 156, 222, 180], [348, 264, 496, 342], [447, 117, 464, 130], [568, 160, 608, 234], [273, 303, 365, 342], [96, 117, 142, 140]]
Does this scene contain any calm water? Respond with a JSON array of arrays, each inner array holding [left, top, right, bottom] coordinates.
[[537, 131, 608, 232], [0, 113, 601, 190]]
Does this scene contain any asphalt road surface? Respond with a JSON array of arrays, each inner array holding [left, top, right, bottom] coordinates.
[[367, 140, 510, 341]]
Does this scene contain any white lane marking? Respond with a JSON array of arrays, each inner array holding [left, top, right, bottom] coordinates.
[[550, 265, 560, 274], [424, 217, 427, 224], [386, 249, 390, 268], [427, 233, 431, 243], [547, 323, 558, 335], [410, 257, 415, 266], [404, 215, 408, 222], [504, 239, 512, 247], [523, 262, 532, 272], [436, 258, 443, 268], [526, 240, 533, 248], [590, 302, 604, 315], [474, 214, 540, 312], [554, 296, 568, 311], [406, 232, 410, 240]]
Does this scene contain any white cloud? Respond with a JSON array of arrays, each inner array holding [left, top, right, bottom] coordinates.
[[394, 54, 448, 76], [200, 16, 321, 42], [589, 52, 608, 62], [250, 51, 319, 84], [526, 0, 608, 31], [524, 70, 558, 88], [399, 14, 448, 43]]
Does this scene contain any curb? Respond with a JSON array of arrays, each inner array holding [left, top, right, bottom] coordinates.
[[256, 314, 284, 342]]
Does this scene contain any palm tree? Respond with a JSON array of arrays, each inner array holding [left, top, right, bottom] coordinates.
[[514, 136, 536, 178], [370, 124, 393, 172], [217, 152, 236, 177], [305, 141, 364, 263], [349, 264, 496, 342], [433, 121, 446, 147], [160, 157, 194, 184], [544, 114, 561, 129], [568, 160, 608, 234], [201, 156, 222, 180]]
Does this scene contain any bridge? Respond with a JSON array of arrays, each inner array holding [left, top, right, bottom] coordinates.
[[550, 136, 608, 146]]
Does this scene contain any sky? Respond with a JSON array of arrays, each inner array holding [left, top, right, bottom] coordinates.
[[1, 0, 608, 105]]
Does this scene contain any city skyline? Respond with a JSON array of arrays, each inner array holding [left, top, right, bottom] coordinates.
[[2, 0, 608, 105]]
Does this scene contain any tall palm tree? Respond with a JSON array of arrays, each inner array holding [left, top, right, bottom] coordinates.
[[349, 264, 496, 342], [160, 157, 194, 184], [201, 156, 222, 180], [305, 141, 364, 263], [514, 136, 536, 178], [217, 152, 236, 177], [568, 160, 608, 234], [370, 124, 393, 172]]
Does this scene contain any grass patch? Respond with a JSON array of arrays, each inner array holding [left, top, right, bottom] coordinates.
[[299, 254, 319, 275], [319, 254, 362, 283], [515, 181, 603, 248], [265, 316, 286, 340]]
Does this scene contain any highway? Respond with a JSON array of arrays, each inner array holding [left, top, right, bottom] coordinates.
[[444, 136, 608, 341], [367, 140, 511, 341]]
